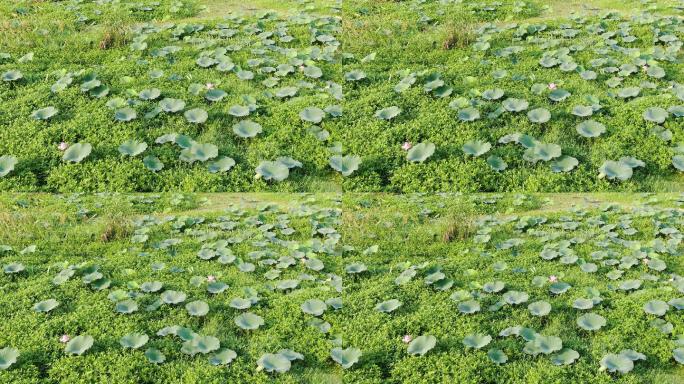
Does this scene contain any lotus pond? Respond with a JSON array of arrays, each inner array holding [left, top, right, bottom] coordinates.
[[0, 192, 683, 383], [1, 0, 684, 192]]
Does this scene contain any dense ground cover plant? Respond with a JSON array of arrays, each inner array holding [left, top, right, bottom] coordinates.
[[0, 193, 345, 383], [342, 0, 684, 192], [1, 0, 683, 192], [340, 193, 684, 383]]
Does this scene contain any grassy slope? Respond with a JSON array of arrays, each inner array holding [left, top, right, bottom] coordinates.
[[340, 193, 684, 383], [0, 193, 344, 383]]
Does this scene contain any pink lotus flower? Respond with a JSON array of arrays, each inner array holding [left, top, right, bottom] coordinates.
[[402, 334, 412, 343], [207, 275, 216, 282], [548, 275, 558, 283], [402, 141, 412, 151], [548, 83, 557, 90], [206, 83, 214, 89], [60, 334, 70, 343], [58, 142, 68, 151]]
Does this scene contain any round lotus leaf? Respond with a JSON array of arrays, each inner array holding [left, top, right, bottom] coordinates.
[[235, 312, 264, 330], [483, 281, 505, 293], [186, 300, 209, 317], [486, 155, 507, 171], [408, 335, 437, 356], [299, 107, 325, 123], [549, 89, 571, 102], [184, 108, 208, 124], [141, 281, 163, 293], [530, 143, 562, 162], [375, 299, 402, 313], [2, 70, 22, 82], [643, 300, 669, 316], [143, 155, 164, 172], [577, 313, 606, 331], [159, 98, 186, 113], [573, 298, 594, 310], [375, 106, 401, 120], [572, 105, 593, 117], [407, 142, 435, 163], [482, 88, 504, 100], [65, 335, 94, 355], [487, 348, 508, 364], [209, 348, 237, 366], [458, 300, 480, 314], [233, 120, 262, 138], [275, 87, 298, 98], [145, 348, 165, 364], [118, 140, 147, 157], [31, 106, 58, 120], [503, 290, 529, 305], [256, 161, 289, 181], [600, 353, 634, 374], [115, 107, 137, 122], [647, 66, 665, 78], [33, 299, 59, 313], [4, 262, 23, 274], [329, 155, 361, 176], [524, 335, 562, 355], [257, 353, 291, 373], [458, 107, 480, 121], [672, 155, 684, 171], [576, 120, 606, 138], [620, 350, 646, 362], [0, 347, 19, 370], [276, 156, 302, 169], [0, 156, 18, 177], [669, 297, 684, 310], [617, 87, 640, 98], [301, 299, 327, 316], [120, 333, 148, 349], [619, 280, 642, 291], [161, 290, 186, 305], [206, 282, 228, 294], [549, 282, 571, 294], [208, 157, 235, 173], [183, 142, 218, 163], [63, 143, 92, 163], [205, 89, 226, 102], [550, 156, 578, 173], [674, 348, 684, 364], [115, 299, 138, 314], [528, 301, 551, 317], [277, 349, 304, 362], [139, 88, 161, 100], [599, 160, 633, 181], [344, 70, 366, 81], [527, 108, 551, 123], [550, 348, 580, 366], [229, 297, 252, 309], [462, 140, 491, 157], [345, 262, 367, 274], [463, 333, 491, 349], [643, 107, 668, 124], [181, 335, 220, 355], [502, 98, 529, 112]]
